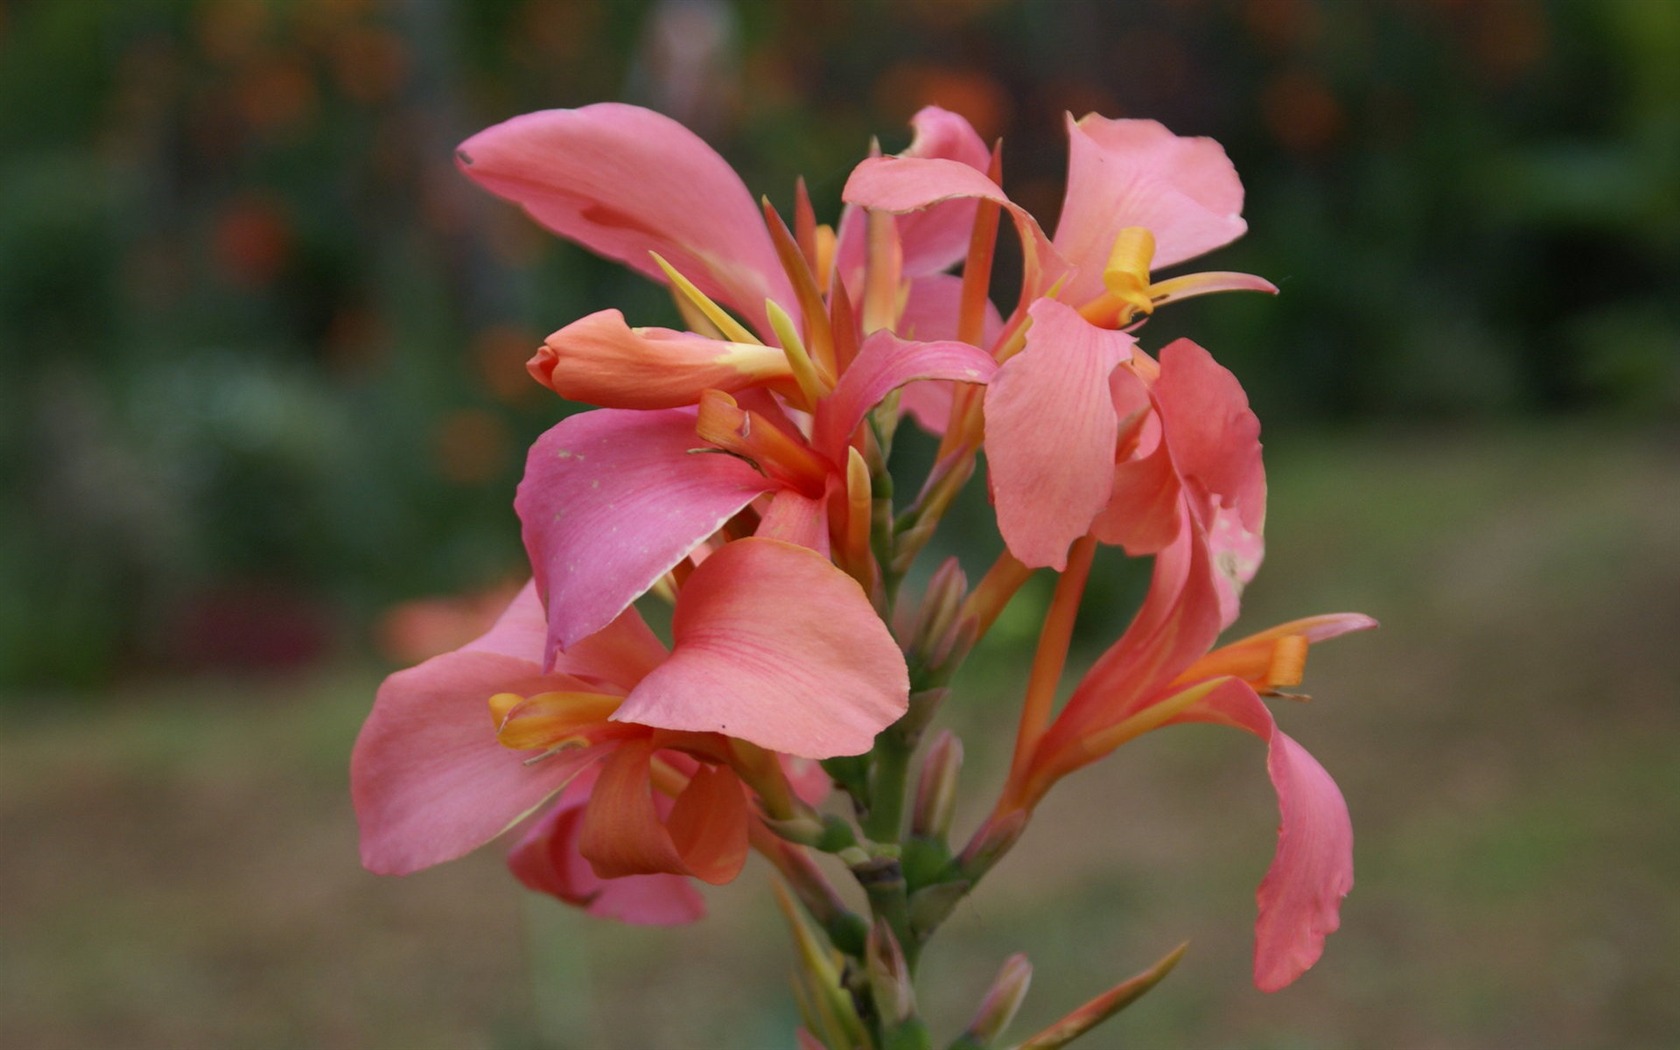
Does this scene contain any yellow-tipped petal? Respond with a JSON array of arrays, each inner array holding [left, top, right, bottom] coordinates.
[[766, 299, 832, 408]]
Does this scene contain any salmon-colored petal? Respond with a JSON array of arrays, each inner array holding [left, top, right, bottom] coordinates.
[[756, 489, 831, 556], [1170, 680, 1353, 992], [456, 104, 793, 335], [813, 328, 997, 461], [613, 538, 909, 757], [506, 772, 706, 924], [579, 738, 689, 879], [984, 299, 1132, 569], [352, 648, 602, 875], [664, 762, 751, 885], [1051, 115, 1247, 305], [517, 408, 776, 662], [531, 309, 792, 409]]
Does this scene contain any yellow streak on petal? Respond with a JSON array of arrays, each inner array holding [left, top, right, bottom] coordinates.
[[650, 252, 762, 346], [765, 299, 832, 408]]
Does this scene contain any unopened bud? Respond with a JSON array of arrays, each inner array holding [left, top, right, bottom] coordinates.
[[866, 918, 916, 1026], [911, 730, 963, 841], [907, 558, 969, 674], [962, 953, 1033, 1047]]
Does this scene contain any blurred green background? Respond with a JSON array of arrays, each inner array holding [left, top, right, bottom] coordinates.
[[2, 0, 1676, 1046]]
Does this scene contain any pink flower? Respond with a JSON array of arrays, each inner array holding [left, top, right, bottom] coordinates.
[[352, 538, 909, 918], [458, 101, 992, 410], [991, 517, 1374, 990], [844, 114, 1276, 573]]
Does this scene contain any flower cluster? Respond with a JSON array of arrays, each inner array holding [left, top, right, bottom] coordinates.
[[351, 102, 1373, 1045]]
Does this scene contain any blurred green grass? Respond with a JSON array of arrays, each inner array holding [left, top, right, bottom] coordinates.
[[3, 424, 1677, 1049]]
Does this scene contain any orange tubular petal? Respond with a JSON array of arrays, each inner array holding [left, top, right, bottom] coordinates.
[[533, 309, 791, 409], [665, 762, 751, 885], [579, 738, 689, 879]]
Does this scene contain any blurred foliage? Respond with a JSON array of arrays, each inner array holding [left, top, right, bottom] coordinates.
[[0, 0, 1675, 688]]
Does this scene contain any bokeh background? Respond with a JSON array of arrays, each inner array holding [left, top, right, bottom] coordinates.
[[2, 0, 1676, 1046]]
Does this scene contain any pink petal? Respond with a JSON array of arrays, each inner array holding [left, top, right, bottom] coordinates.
[[613, 538, 909, 757], [507, 771, 706, 925], [517, 408, 776, 662], [844, 155, 1069, 302], [892, 274, 1006, 436], [352, 646, 603, 876], [579, 737, 690, 879], [834, 106, 992, 284], [456, 104, 793, 335], [813, 328, 997, 461], [1090, 366, 1184, 556], [531, 309, 792, 409], [1153, 339, 1266, 625], [983, 299, 1132, 569], [663, 761, 751, 885], [1171, 680, 1353, 992], [1051, 115, 1248, 305]]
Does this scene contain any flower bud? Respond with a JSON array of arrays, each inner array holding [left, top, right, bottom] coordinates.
[[911, 730, 963, 841], [961, 953, 1033, 1047], [866, 918, 916, 1026]]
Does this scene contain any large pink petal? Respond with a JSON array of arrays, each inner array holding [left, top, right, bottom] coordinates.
[[1171, 680, 1353, 992], [517, 408, 776, 662], [456, 104, 793, 335], [352, 647, 604, 875], [1051, 115, 1247, 305], [844, 155, 1068, 302], [613, 538, 908, 757], [506, 771, 706, 925], [813, 329, 997, 461], [1090, 375, 1184, 557], [983, 299, 1132, 569]]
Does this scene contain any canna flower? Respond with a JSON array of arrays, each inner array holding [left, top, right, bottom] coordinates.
[[844, 113, 1276, 573], [352, 537, 908, 916], [986, 518, 1374, 991], [457, 101, 992, 414]]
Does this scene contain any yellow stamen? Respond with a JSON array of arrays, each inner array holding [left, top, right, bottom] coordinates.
[[650, 252, 762, 346], [814, 224, 836, 291], [765, 299, 832, 408], [1267, 634, 1310, 690], [1102, 226, 1157, 322], [490, 690, 622, 751]]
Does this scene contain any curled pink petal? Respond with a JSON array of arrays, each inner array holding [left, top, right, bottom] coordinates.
[[517, 408, 776, 662], [456, 103, 793, 334], [983, 299, 1132, 569], [844, 155, 1069, 302], [1052, 115, 1248, 305], [813, 328, 997, 460], [1171, 680, 1354, 992], [613, 538, 909, 757], [756, 489, 831, 556]]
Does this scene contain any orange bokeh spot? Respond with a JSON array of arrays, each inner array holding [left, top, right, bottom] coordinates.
[[213, 195, 292, 287], [433, 408, 511, 486]]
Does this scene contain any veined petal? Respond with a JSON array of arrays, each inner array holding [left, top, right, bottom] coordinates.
[[1052, 115, 1247, 305], [506, 768, 706, 924], [456, 104, 793, 335], [1170, 680, 1354, 992], [613, 538, 908, 757], [532, 309, 792, 409], [813, 328, 997, 461], [983, 299, 1132, 570], [518, 409, 776, 662], [352, 648, 602, 876]]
